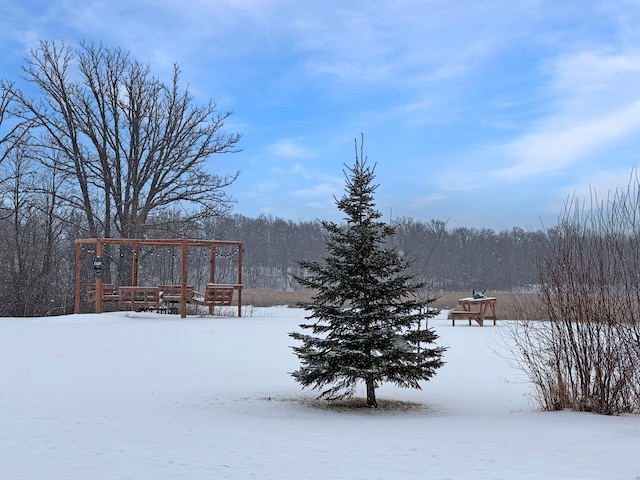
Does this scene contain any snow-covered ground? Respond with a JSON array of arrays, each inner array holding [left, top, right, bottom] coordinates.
[[1, 307, 639, 479]]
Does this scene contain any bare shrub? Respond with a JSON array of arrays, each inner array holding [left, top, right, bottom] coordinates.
[[509, 174, 640, 414]]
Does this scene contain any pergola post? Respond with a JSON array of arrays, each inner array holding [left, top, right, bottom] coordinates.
[[180, 240, 188, 318], [237, 244, 243, 317], [74, 243, 82, 314], [95, 240, 103, 314], [209, 246, 216, 315], [132, 244, 139, 286]]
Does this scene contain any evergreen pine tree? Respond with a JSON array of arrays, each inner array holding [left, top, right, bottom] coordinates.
[[289, 136, 446, 408]]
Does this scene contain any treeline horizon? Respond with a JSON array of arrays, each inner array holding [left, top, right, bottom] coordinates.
[[0, 208, 543, 317], [206, 214, 542, 292]]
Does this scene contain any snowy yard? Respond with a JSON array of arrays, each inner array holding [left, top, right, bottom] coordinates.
[[1, 307, 639, 479]]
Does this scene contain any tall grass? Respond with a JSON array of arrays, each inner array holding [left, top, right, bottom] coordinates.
[[241, 289, 539, 320]]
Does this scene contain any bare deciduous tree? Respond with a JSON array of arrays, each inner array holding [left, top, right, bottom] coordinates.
[[0, 80, 31, 168], [12, 41, 241, 240]]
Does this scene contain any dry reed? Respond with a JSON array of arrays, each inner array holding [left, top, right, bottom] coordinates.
[[241, 289, 542, 320]]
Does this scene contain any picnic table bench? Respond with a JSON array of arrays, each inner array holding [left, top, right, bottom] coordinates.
[[449, 296, 497, 326]]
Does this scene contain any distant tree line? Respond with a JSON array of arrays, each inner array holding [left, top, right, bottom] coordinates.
[[0, 203, 544, 316], [204, 215, 543, 293]]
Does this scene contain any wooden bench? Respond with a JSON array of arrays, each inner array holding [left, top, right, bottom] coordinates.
[[119, 286, 161, 311], [191, 284, 239, 307], [449, 310, 482, 326], [158, 285, 194, 304], [87, 283, 119, 303]]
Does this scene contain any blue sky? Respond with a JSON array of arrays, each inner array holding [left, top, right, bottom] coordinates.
[[2, 1, 640, 231]]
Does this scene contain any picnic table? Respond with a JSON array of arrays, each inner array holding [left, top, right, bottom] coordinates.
[[449, 296, 497, 326]]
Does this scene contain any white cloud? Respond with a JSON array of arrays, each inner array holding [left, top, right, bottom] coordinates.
[[268, 2, 533, 92], [488, 46, 640, 181], [545, 50, 640, 114], [267, 139, 316, 159], [291, 182, 338, 199], [564, 167, 639, 205], [254, 181, 280, 193], [495, 100, 640, 180]]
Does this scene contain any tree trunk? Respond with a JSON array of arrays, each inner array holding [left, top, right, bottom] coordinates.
[[366, 377, 377, 408]]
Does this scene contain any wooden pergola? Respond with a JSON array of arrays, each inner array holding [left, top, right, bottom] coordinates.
[[74, 238, 244, 318]]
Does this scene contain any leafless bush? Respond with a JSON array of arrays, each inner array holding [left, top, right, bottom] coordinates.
[[509, 173, 640, 414]]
